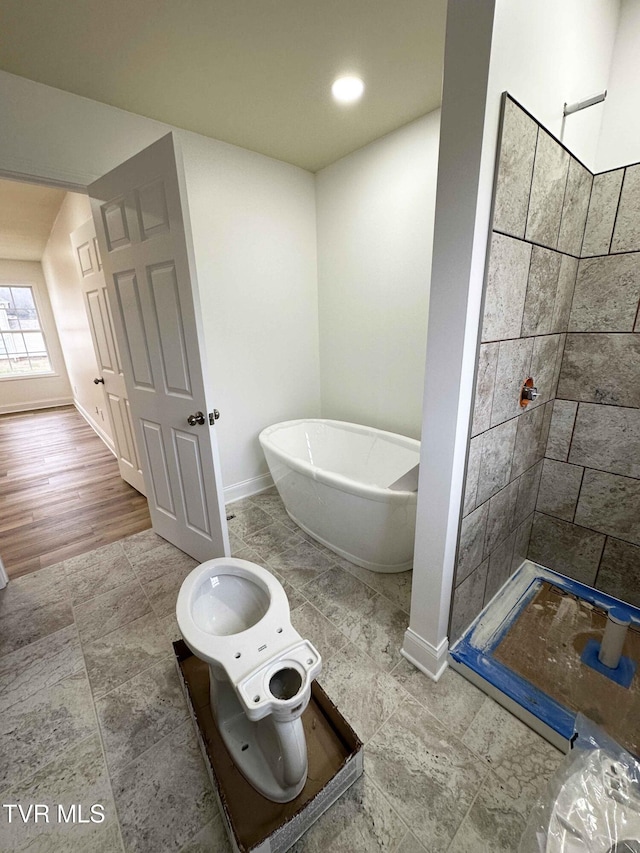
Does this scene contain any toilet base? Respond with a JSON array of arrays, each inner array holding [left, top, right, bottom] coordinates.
[[210, 664, 308, 803]]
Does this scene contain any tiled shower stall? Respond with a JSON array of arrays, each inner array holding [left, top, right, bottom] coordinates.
[[451, 94, 640, 640]]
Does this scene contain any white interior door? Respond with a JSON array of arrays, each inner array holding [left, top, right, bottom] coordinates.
[[88, 133, 229, 562], [70, 218, 146, 495]]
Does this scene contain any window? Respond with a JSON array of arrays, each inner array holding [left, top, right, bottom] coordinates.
[[0, 285, 53, 377]]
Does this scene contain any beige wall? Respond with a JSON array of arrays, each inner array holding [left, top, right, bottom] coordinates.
[[41, 192, 114, 445], [0, 258, 72, 413]]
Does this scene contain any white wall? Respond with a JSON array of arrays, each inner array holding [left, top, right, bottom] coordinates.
[[315, 113, 439, 439], [0, 259, 72, 413], [0, 70, 320, 498], [41, 191, 114, 444], [597, 0, 640, 171], [183, 136, 320, 496], [487, 0, 619, 169]]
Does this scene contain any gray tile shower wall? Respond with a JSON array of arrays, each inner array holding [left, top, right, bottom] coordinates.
[[532, 155, 640, 607], [452, 94, 640, 640], [450, 95, 585, 640]]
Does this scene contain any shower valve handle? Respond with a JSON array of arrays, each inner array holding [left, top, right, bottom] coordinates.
[[522, 385, 539, 401]]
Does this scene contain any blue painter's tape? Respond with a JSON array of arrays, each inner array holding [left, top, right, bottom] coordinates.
[[449, 563, 640, 744], [580, 638, 636, 688]]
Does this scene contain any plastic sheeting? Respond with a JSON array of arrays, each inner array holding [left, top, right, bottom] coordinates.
[[520, 715, 640, 852]]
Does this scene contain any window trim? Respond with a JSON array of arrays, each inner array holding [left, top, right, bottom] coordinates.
[[0, 283, 57, 381]]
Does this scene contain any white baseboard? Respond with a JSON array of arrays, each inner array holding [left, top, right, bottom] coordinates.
[[0, 396, 73, 415], [401, 627, 449, 682], [224, 472, 274, 504], [74, 399, 116, 456]]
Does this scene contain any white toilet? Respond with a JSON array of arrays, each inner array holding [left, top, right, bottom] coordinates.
[[176, 557, 322, 803]]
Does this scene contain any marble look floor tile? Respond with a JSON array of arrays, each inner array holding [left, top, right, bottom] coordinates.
[[447, 769, 532, 853], [96, 657, 189, 772], [226, 500, 275, 539], [112, 721, 215, 853], [581, 168, 624, 257], [525, 128, 569, 249], [317, 643, 406, 741], [142, 561, 197, 617], [265, 539, 337, 590], [64, 542, 136, 606], [290, 775, 407, 853], [269, 570, 308, 611], [0, 670, 96, 790], [249, 491, 298, 531], [366, 697, 486, 853], [396, 830, 428, 853], [0, 735, 120, 853], [231, 543, 263, 561], [339, 562, 412, 614], [335, 592, 408, 671], [128, 541, 196, 585], [74, 579, 152, 644], [0, 624, 83, 714], [492, 97, 538, 238], [162, 614, 183, 643], [179, 817, 231, 853], [305, 567, 377, 626], [462, 698, 561, 802], [83, 612, 174, 699], [120, 527, 167, 560], [291, 602, 348, 662], [0, 563, 73, 657], [391, 660, 485, 738], [243, 520, 304, 559]]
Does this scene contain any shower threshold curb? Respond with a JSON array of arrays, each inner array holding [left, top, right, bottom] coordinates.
[[449, 561, 640, 754]]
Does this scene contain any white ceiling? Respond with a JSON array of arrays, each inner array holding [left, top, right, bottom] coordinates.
[[0, 0, 447, 172], [0, 179, 65, 261]]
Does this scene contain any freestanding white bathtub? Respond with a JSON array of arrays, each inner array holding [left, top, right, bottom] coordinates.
[[258, 419, 420, 573]]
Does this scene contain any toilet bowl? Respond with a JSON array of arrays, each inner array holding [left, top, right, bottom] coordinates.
[[176, 557, 322, 803]]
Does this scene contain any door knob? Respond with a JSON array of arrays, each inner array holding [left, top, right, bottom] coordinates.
[[187, 411, 205, 426], [94, 377, 105, 384]]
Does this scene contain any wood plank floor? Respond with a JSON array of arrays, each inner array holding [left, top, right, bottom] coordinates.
[[0, 406, 151, 579]]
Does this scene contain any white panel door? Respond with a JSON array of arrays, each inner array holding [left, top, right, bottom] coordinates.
[[88, 133, 229, 562], [70, 218, 146, 495]]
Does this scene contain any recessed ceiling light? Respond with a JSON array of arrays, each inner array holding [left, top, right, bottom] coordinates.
[[331, 76, 365, 104]]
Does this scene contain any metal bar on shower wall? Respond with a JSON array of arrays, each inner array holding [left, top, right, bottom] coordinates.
[[563, 90, 607, 116]]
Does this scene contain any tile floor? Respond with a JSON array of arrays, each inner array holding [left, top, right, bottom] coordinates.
[[0, 488, 562, 852]]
